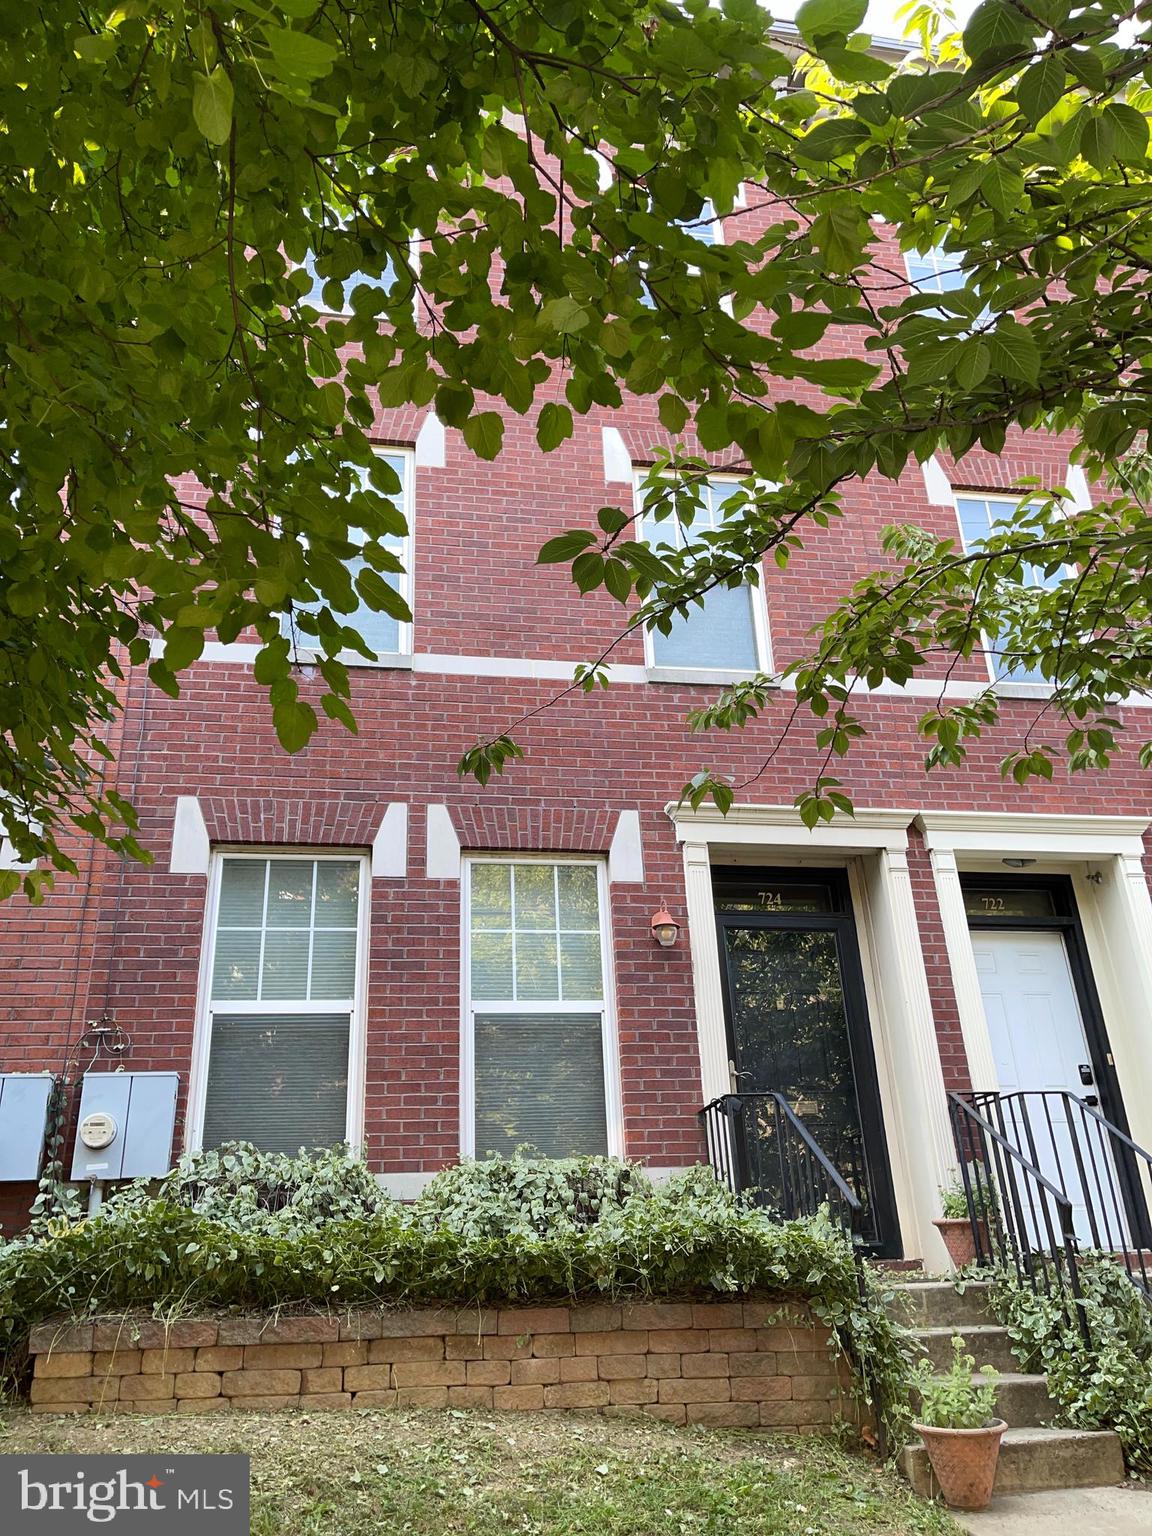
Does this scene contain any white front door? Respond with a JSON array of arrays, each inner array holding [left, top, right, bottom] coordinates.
[[972, 928, 1122, 1247]]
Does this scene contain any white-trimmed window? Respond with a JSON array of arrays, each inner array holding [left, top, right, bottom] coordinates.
[[905, 245, 991, 329], [193, 854, 368, 1154], [463, 859, 619, 1159], [638, 476, 770, 674], [640, 199, 723, 306], [955, 494, 1067, 686], [284, 446, 413, 663]]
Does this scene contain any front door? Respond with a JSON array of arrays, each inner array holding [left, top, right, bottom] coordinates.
[[964, 876, 1145, 1249], [713, 869, 902, 1257]]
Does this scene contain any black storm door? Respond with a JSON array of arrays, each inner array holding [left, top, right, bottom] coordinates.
[[713, 869, 902, 1257]]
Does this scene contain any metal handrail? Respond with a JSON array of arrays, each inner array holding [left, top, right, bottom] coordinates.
[[971, 1089, 1152, 1301], [699, 1091, 864, 1243], [948, 1091, 1091, 1344]]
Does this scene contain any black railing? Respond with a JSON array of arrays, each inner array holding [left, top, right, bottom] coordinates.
[[699, 1092, 864, 1246], [970, 1090, 1152, 1302], [948, 1091, 1091, 1343]]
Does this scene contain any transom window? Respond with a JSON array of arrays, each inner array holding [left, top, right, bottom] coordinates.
[[465, 860, 616, 1159], [283, 448, 412, 662], [639, 477, 767, 673], [955, 495, 1067, 685], [197, 855, 366, 1155]]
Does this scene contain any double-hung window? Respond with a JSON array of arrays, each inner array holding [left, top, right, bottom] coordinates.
[[284, 447, 413, 663], [955, 495, 1067, 686], [464, 859, 618, 1159], [195, 854, 367, 1154], [905, 245, 991, 329], [639, 476, 768, 674], [298, 214, 402, 316], [640, 199, 722, 306]]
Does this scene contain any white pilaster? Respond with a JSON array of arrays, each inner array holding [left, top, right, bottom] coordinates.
[[927, 847, 1000, 1092], [680, 839, 731, 1101]]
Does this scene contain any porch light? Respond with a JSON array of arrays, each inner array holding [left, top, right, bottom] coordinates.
[[650, 908, 680, 948], [1002, 857, 1037, 868]]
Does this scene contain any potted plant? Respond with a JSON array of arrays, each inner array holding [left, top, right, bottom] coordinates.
[[934, 1168, 994, 1269], [913, 1336, 1005, 1511]]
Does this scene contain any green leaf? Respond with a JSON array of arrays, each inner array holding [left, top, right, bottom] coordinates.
[[1102, 103, 1149, 165], [538, 530, 597, 564], [1016, 54, 1065, 127], [536, 401, 574, 451], [273, 699, 318, 753], [317, 381, 344, 427], [795, 118, 871, 162], [539, 296, 589, 334], [980, 159, 1024, 213], [1079, 111, 1116, 170], [462, 412, 504, 460], [795, 0, 867, 43], [954, 341, 991, 388], [818, 46, 893, 84], [192, 66, 233, 145], [263, 25, 339, 83], [658, 394, 690, 433], [962, 0, 1033, 63], [986, 320, 1041, 382], [571, 551, 605, 592]]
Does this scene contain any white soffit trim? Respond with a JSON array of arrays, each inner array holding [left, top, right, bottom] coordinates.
[[608, 809, 644, 884], [415, 411, 446, 468], [920, 455, 955, 507], [425, 803, 461, 880], [371, 802, 408, 879], [916, 811, 1151, 860], [668, 803, 914, 854], [170, 796, 210, 875], [602, 426, 633, 484], [1065, 463, 1093, 512]]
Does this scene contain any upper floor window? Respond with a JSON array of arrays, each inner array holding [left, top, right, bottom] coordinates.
[[297, 214, 412, 317], [640, 199, 722, 306], [955, 494, 1067, 685], [464, 859, 617, 1159], [638, 477, 769, 675], [196, 854, 367, 1154], [284, 447, 413, 663]]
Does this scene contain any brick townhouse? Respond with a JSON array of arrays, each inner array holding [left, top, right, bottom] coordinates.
[[2, 189, 1151, 1269]]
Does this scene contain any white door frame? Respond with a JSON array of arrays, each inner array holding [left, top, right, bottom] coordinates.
[[668, 803, 954, 1267], [916, 812, 1152, 1160]]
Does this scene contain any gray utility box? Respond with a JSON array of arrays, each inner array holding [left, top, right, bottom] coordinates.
[[70, 1072, 179, 1182], [0, 1073, 55, 1181]]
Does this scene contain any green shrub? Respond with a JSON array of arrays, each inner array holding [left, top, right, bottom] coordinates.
[[106, 1143, 395, 1234], [991, 1255, 1152, 1472], [0, 1154, 918, 1450], [412, 1152, 649, 1237]]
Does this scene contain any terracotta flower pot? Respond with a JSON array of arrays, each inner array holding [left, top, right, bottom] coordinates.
[[933, 1217, 986, 1270], [913, 1419, 1006, 1511]]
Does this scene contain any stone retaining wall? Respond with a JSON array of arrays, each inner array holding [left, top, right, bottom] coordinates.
[[28, 1302, 857, 1430]]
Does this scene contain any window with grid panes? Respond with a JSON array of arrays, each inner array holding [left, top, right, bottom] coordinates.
[[955, 495, 1068, 685], [642, 478, 762, 670], [200, 856, 362, 1153], [467, 861, 611, 1158]]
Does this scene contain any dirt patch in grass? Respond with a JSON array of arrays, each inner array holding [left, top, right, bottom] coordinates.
[[0, 1407, 958, 1535]]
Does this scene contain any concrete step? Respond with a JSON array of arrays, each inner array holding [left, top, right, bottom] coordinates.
[[887, 1280, 997, 1331], [911, 1372, 1056, 1427], [900, 1427, 1125, 1498], [913, 1325, 1023, 1375]]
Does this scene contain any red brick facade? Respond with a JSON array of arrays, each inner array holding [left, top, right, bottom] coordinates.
[[2, 209, 1150, 1251]]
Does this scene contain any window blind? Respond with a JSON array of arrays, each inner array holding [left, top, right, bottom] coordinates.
[[474, 1012, 608, 1158], [202, 1013, 350, 1154]]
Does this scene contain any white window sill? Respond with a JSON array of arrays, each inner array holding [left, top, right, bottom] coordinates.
[[295, 649, 414, 671], [991, 680, 1055, 700], [645, 666, 777, 688]]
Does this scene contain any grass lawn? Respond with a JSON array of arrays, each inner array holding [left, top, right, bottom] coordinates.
[[0, 1407, 958, 1535]]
